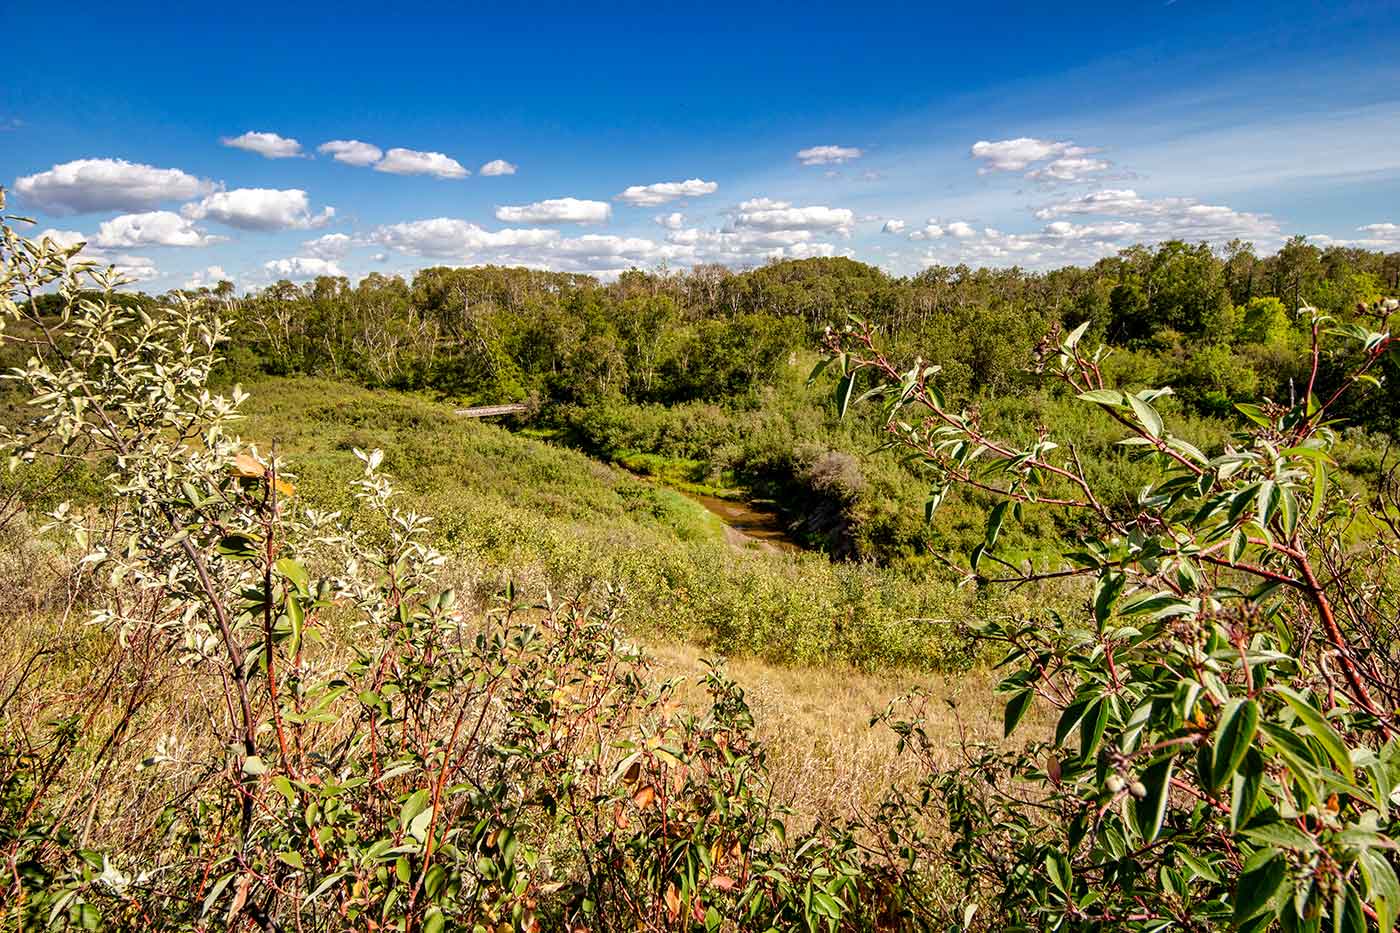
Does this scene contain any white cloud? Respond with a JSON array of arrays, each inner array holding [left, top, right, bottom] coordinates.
[[495, 197, 611, 224], [370, 218, 558, 257], [1312, 222, 1400, 250], [94, 211, 222, 248], [185, 265, 232, 289], [1357, 222, 1400, 245], [970, 137, 1098, 174], [36, 228, 159, 282], [480, 159, 518, 176], [655, 212, 686, 230], [1032, 188, 1279, 243], [182, 188, 335, 231], [302, 232, 354, 259], [663, 225, 838, 266], [615, 179, 719, 206], [367, 216, 688, 277], [909, 221, 944, 240], [946, 221, 976, 238], [264, 256, 345, 279], [1026, 156, 1113, 182], [374, 148, 469, 178], [318, 139, 383, 167], [734, 198, 854, 235], [221, 131, 303, 159], [14, 158, 214, 214], [796, 145, 863, 165], [881, 219, 906, 234]]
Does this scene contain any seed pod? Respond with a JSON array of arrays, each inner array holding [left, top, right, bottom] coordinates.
[[1129, 781, 1147, 799], [1106, 775, 1125, 793]]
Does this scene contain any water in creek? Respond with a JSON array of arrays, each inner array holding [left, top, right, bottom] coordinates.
[[682, 491, 803, 554]]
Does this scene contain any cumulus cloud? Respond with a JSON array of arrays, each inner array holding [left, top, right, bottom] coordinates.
[[495, 197, 611, 224], [480, 159, 518, 176], [94, 211, 222, 248], [365, 216, 688, 277], [264, 256, 345, 279], [185, 265, 232, 289], [655, 212, 686, 230], [14, 158, 214, 214], [615, 179, 719, 206], [221, 131, 303, 159], [911, 184, 1283, 271], [881, 219, 906, 234], [796, 145, 863, 165], [734, 198, 854, 235], [969, 137, 1111, 181], [36, 228, 159, 282], [374, 148, 469, 178], [318, 139, 383, 167], [1026, 156, 1113, 182], [909, 222, 944, 241], [1032, 188, 1279, 242], [1357, 222, 1400, 246], [182, 188, 335, 231], [302, 232, 354, 259], [370, 218, 558, 257], [1311, 222, 1400, 250]]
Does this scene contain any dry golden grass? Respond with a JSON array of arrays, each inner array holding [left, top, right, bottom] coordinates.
[[641, 639, 1010, 825]]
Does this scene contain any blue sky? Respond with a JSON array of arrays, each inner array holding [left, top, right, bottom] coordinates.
[[4, 1, 1399, 290]]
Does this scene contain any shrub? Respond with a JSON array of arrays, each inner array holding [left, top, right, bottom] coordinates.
[[827, 312, 1400, 929]]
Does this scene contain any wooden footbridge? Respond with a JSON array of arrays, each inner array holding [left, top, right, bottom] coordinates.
[[454, 403, 530, 418]]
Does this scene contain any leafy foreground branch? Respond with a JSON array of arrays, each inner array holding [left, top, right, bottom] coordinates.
[[823, 304, 1400, 929]]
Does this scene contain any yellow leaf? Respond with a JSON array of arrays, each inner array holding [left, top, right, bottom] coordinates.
[[230, 453, 264, 478]]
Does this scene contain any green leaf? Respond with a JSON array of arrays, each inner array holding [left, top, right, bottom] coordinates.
[[1003, 689, 1033, 738], [1255, 481, 1279, 527], [1077, 389, 1124, 406], [1079, 697, 1109, 761], [217, 534, 260, 561], [1093, 571, 1126, 626], [1228, 528, 1248, 564], [1045, 850, 1072, 894], [1211, 698, 1260, 790], [1231, 749, 1264, 833], [985, 501, 1009, 550], [1128, 394, 1164, 438], [1233, 849, 1288, 925], [1275, 688, 1354, 781], [1279, 486, 1299, 537], [276, 851, 305, 870], [1235, 403, 1272, 427], [275, 557, 310, 595], [399, 788, 431, 831], [1063, 320, 1091, 349], [1241, 821, 1318, 852], [836, 373, 856, 418], [1134, 755, 1174, 842], [242, 755, 268, 776], [1310, 460, 1327, 522]]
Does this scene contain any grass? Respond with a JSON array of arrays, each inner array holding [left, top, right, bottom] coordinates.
[[234, 375, 999, 671]]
